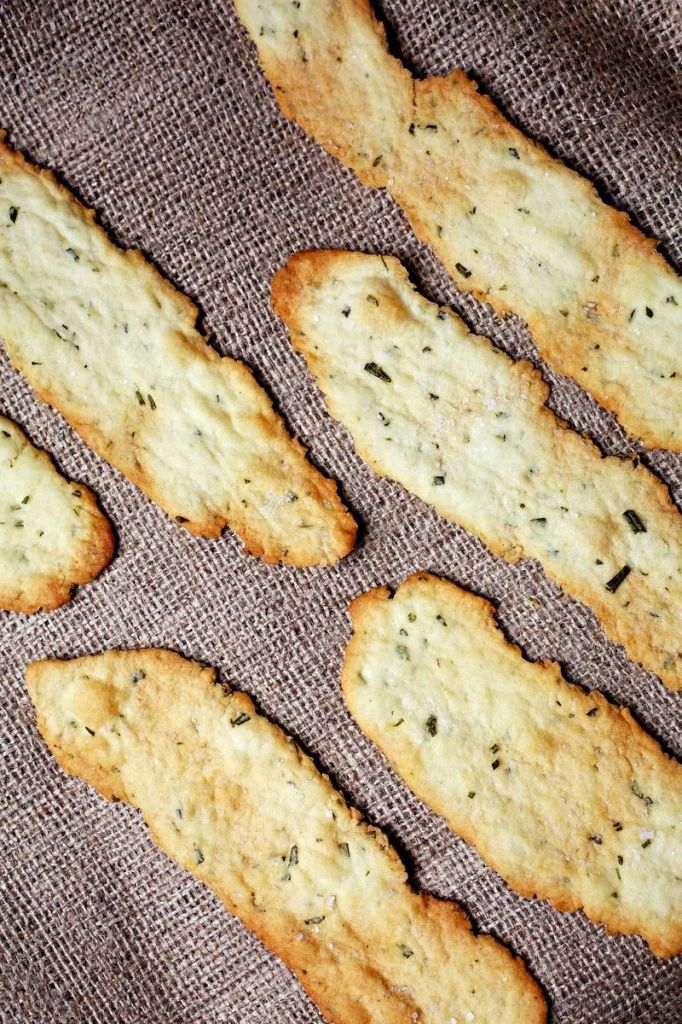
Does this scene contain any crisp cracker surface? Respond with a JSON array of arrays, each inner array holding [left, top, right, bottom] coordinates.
[[234, 0, 681, 450], [0, 414, 113, 612], [272, 251, 682, 690], [343, 573, 682, 957], [0, 139, 355, 566], [26, 649, 547, 1024]]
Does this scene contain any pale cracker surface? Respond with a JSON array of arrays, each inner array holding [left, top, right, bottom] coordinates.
[[272, 251, 682, 689], [0, 413, 113, 613], [343, 573, 682, 957], [25, 649, 547, 1024], [233, 0, 681, 450], [0, 140, 355, 567]]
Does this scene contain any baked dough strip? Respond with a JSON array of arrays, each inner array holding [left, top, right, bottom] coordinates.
[[343, 573, 682, 957], [233, 0, 681, 450], [0, 138, 355, 566], [26, 649, 547, 1024], [272, 251, 682, 689], [0, 413, 113, 612]]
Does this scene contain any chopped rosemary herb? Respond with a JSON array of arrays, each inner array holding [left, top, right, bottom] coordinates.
[[339, 842, 350, 857], [588, 834, 602, 845], [288, 845, 299, 866], [398, 944, 414, 957], [508, 147, 520, 159], [433, 475, 445, 486], [84, 726, 95, 736], [455, 262, 472, 278], [425, 715, 438, 736], [230, 712, 251, 727], [641, 839, 652, 849], [8, 206, 18, 223], [468, 791, 476, 799], [491, 759, 500, 770], [586, 707, 598, 717], [490, 743, 499, 753], [530, 517, 547, 526], [341, 305, 351, 317], [194, 847, 205, 865], [613, 821, 623, 832], [605, 565, 631, 593], [364, 362, 391, 382], [395, 644, 409, 659], [623, 509, 646, 533], [366, 294, 379, 305], [304, 915, 325, 925]]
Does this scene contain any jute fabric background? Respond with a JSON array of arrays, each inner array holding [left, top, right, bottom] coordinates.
[[0, 1, 680, 1021]]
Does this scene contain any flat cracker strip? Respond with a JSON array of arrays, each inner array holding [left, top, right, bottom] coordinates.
[[0, 139, 355, 566], [26, 650, 547, 1024], [0, 414, 113, 613], [343, 573, 682, 957], [234, 0, 682, 450], [272, 251, 682, 689]]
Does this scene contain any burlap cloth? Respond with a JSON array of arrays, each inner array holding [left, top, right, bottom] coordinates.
[[0, 1, 680, 1020]]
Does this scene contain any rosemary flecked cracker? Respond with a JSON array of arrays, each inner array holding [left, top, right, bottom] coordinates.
[[0, 414, 113, 613], [26, 650, 547, 1024], [234, 0, 681, 450], [343, 573, 682, 957], [272, 251, 682, 690], [0, 139, 355, 566]]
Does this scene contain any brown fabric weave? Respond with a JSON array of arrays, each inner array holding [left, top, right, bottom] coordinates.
[[0, 1, 680, 1021]]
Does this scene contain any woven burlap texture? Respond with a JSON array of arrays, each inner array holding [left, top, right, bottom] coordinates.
[[0, 1, 680, 1021]]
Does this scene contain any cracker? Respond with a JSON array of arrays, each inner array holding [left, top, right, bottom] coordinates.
[[233, 0, 681, 450], [272, 251, 682, 690], [26, 650, 547, 1024], [0, 414, 113, 613], [0, 139, 355, 566], [343, 572, 682, 957]]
